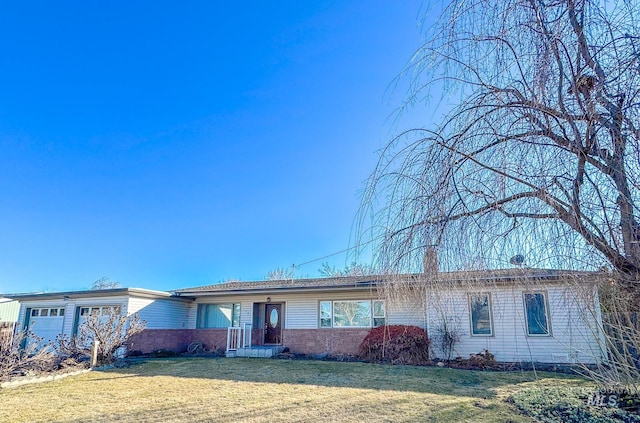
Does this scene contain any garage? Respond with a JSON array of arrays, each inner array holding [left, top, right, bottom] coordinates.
[[26, 307, 66, 346]]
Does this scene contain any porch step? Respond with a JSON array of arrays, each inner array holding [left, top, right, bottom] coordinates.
[[227, 346, 285, 358]]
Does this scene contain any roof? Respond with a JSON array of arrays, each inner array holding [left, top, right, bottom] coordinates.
[[174, 268, 604, 296], [4, 287, 183, 302], [174, 275, 384, 296]]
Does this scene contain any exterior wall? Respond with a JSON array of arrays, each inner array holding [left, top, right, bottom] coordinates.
[[0, 298, 20, 323], [128, 296, 191, 329], [129, 328, 228, 354], [425, 281, 605, 364], [387, 296, 425, 327], [11, 277, 604, 363], [188, 290, 412, 356], [283, 328, 371, 356], [188, 291, 389, 331]]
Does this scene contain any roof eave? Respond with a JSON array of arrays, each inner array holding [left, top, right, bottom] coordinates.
[[174, 283, 379, 297], [4, 288, 185, 302]]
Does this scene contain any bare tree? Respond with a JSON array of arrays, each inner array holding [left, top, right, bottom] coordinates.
[[361, 0, 640, 283], [357, 0, 640, 387], [91, 277, 121, 290], [56, 308, 146, 365], [265, 267, 295, 281], [318, 261, 375, 277], [0, 331, 56, 381]]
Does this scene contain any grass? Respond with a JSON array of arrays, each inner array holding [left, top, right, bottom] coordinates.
[[0, 358, 592, 422]]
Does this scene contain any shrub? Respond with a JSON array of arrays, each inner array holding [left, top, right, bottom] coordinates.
[[510, 386, 640, 423], [54, 310, 146, 366], [358, 325, 430, 365], [0, 330, 56, 381], [449, 350, 498, 370], [432, 319, 462, 361]]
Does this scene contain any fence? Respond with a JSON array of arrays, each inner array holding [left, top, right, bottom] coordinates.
[[0, 322, 16, 345]]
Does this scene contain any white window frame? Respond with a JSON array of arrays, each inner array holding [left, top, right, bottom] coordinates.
[[318, 300, 385, 328], [30, 307, 66, 318], [523, 292, 551, 336], [319, 301, 332, 328], [372, 300, 386, 327], [468, 293, 493, 337], [79, 305, 121, 318]]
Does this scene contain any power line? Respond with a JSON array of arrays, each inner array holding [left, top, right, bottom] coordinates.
[[294, 236, 381, 269]]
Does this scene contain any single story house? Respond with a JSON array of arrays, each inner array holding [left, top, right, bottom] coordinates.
[[7, 269, 608, 364]]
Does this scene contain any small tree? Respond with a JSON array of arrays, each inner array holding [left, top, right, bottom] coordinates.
[[0, 330, 56, 381], [265, 267, 295, 280], [318, 261, 376, 277], [433, 318, 463, 362], [56, 309, 146, 366]]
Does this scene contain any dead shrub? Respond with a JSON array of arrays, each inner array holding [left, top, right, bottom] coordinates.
[[450, 350, 498, 370], [359, 325, 430, 365], [0, 330, 56, 381], [53, 310, 146, 366]]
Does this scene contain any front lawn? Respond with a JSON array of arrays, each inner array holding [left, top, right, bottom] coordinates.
[[0, 358, 590, 422]]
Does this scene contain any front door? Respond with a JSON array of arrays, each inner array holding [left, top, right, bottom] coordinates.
[[264, 303, 282, 344]]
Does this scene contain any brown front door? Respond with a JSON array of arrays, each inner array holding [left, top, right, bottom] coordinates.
[[264, 303, 282, 344]]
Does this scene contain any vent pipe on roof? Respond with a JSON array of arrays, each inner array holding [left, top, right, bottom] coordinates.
[[423, 247, 438, 275]]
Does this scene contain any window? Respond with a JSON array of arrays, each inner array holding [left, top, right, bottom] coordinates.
[[334, 301, 371, 327], [373, 300, 386, 327], [197, 304, 240, 328], [320, 301, 332, 327], [524, 292, 550, 335], [29, 307, 65, 318], [74, 305, 122, 336], [469, 293, 492, 336], [79, 306, 120, 318], [319, 300, 385, 328]]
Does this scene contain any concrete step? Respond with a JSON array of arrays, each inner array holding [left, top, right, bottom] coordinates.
[[229, 346, 285, 358]]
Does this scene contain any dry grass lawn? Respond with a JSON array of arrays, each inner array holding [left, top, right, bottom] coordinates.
[[0, 358, 591, 422]]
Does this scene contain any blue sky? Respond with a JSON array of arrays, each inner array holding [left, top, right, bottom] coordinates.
[[0, 1, 426, 293]]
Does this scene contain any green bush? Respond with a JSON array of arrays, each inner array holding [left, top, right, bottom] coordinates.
[[510, 387, 640, 423]]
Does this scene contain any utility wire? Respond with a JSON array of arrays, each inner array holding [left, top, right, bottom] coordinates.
[[294, 235, 381, 269]]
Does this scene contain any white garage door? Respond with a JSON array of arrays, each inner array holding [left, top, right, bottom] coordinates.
[[27, 307, 66, 346]]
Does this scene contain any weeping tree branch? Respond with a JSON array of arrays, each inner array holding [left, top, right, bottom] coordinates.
[[358, 0, 640, 280]]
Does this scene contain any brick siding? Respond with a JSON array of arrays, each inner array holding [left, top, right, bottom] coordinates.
[[128, 329, 228, 354], [282, 328, 370, 356], [128, 328, 371, 356]]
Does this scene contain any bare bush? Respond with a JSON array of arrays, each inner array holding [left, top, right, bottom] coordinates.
[[0, 330, 56, 381], [54, 309, 146, 366], [359, 325, 430, 365], [588, 280, 640, 390], [432, 318, 463, 362]]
